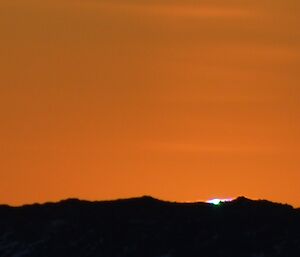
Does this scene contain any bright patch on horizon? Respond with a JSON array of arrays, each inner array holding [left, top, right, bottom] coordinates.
[[206, 198, 233, 205]]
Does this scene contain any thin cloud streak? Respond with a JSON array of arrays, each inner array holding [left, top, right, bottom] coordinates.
[[99, 3, 254, 19], [84, 2, 257, 19], [144, 141, 284, 155]]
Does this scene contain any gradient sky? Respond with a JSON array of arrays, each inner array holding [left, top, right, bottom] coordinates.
[[1, 0, 300, 206]]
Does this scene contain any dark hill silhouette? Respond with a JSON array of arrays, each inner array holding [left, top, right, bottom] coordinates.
[[0, 196, 299, 257]]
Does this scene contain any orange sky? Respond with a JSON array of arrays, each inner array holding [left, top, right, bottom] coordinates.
[[1, 0, 300, 206]]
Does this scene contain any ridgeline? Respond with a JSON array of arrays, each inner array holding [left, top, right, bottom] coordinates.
[[0, 196, 299, 257]]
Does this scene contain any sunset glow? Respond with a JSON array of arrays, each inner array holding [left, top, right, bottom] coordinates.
[[1, 0, 300, 206]]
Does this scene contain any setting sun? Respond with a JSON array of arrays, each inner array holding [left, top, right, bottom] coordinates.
[[206, 198, 233, 205]]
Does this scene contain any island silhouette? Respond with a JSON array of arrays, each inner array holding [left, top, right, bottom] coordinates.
[[0, 196, 299, 257]]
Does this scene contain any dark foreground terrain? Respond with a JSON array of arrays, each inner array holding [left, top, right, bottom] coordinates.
[[0, 196, 300, 257]]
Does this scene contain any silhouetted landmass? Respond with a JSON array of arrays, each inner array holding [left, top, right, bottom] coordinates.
[[0, 196, 299, 257]]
